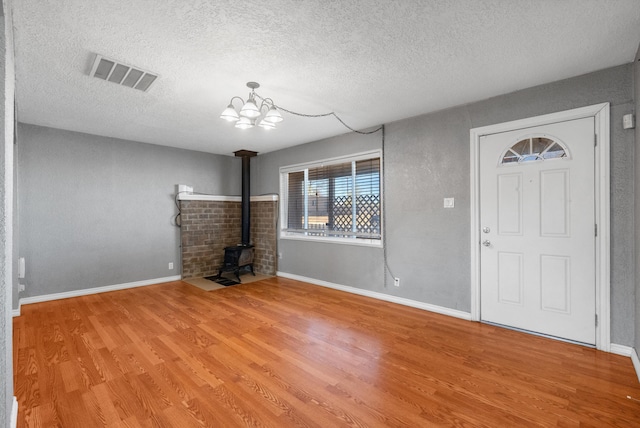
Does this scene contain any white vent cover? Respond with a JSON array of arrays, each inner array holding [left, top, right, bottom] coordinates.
[[89, 54, 158, 92]]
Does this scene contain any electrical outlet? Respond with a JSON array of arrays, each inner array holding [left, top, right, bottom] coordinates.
[[394, 277, 400, 287], [168, 262, 174, 270], [18, 283, 25, 292], [278, 253, 283, 259]]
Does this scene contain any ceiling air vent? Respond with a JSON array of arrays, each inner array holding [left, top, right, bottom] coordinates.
[[89, 54, 158, 92]]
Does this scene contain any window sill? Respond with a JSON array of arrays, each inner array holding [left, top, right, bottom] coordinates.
[[280, 232, 383, 248]]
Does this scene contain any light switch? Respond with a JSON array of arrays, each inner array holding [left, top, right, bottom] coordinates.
[[444, 197, 455, 208], [623, 113, 635, 129]]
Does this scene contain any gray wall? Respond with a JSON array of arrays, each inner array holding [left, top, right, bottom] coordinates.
[[1, 1, 14, 426], [634, 44, 640, 355], [256, 64, 637, 345], [253, 131, 385, 291], [11, 140, 16, 310], [17, 123, 240, 300]]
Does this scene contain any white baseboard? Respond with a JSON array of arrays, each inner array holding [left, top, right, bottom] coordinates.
[[12, 301, 20, 317], [609, 343, 640, 383], [632, 348, 640, 384], [610, 343, 633, 357], [18, 275, 182, 306], [276, 271, 472, 321], [11, 396, 17, 428]]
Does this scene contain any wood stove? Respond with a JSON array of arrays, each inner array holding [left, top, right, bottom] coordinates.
[[216, 149, 258, 282], [218, 244, 254, 282]]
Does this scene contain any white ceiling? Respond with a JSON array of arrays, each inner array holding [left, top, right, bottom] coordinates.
[[12, 0, 640, 156]]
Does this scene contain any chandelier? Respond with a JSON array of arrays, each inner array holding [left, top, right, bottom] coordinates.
[[219, 82, 283, 130], [220, 81, 384, 135]]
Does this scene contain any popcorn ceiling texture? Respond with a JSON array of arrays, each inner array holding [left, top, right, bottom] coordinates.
[[10, 0, 640, 155]]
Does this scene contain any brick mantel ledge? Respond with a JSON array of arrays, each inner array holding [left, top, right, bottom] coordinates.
[[178, 194, 278, 202]]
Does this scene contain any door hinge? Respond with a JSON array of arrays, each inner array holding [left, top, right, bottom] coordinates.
[[594, 134, 598, 147], [595, 314, 598, 327], [595, 224, 598, 237]]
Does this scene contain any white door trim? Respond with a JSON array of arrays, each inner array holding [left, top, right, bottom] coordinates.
[[470, 103, 610, 351]]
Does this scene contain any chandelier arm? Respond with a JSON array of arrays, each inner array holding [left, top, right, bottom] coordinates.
[[260, 97, 275, 107], [255, 92, 382, 135], [258, 102, 271, 114], [229, 96, 246, 107]]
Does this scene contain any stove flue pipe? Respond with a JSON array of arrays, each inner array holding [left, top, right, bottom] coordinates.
[[234, 150, 257, 246]]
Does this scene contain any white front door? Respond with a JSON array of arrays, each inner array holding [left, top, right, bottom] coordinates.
[[479, 117, 596, 344]]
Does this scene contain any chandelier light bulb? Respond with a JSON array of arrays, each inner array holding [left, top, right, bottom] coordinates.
[[220, 104, 240, 122], [235, 117, 254, 129], [258, 119, 276, 130], [239, 98, 260, 118], [263, 106, 283, 123]]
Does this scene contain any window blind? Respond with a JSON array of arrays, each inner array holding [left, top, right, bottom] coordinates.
[[286, 156, 381, 239]]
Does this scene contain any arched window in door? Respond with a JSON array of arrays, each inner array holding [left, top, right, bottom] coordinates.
[[500, 137, 568, 165]]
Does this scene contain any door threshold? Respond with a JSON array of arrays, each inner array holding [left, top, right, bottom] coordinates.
[[482, 321, 596, 348]]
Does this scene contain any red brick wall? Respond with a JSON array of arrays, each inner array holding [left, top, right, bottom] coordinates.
[[180, 199, 277, 279], [251, 200, 278, 276]]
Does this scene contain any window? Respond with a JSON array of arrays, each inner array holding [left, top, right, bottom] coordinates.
[[501, 136, 568, 165], [280, 151, 382, 245]]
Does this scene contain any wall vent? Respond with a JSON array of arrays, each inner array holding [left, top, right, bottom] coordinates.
[[89, 54, 158, 92]]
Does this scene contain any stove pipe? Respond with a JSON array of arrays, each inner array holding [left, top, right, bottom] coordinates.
[[234, 150, 258, 245]]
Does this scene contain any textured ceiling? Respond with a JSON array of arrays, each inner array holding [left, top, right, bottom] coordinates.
[[11, 0, 640, 155]]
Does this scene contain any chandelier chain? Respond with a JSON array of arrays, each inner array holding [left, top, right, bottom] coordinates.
[[255, 92, 382, 135]]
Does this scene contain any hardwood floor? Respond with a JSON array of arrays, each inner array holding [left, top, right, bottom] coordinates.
[[13, 277, 640, 427]]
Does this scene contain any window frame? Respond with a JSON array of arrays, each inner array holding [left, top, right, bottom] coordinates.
[[499, 134, 571, 166], [279, 150, 383, 247]]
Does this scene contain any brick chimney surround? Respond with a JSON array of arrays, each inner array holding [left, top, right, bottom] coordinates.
[[178, 194, 278, 279]]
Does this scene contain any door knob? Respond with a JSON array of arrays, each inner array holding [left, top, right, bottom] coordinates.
[[482, 226, 490, 233], [482, 240, 491, 247]]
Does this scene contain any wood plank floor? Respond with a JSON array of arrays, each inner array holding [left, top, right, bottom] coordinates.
[[13, 277, 640, 427]]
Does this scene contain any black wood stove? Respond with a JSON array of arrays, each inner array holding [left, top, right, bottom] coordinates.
[[216, 150, 257, 282], [218, 244, 254, 282]]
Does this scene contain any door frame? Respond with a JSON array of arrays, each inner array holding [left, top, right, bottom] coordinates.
[[469, 103, 610, 351]]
